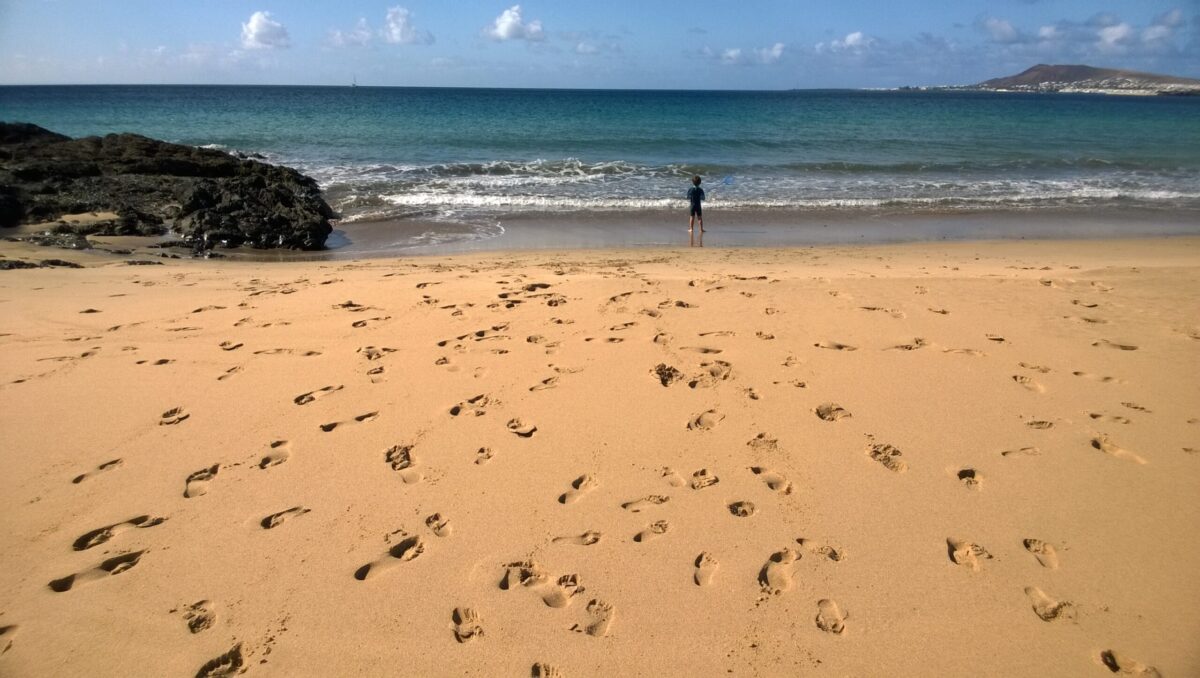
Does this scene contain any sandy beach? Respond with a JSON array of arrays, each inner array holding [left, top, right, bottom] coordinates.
[[1, 236, 1197, 677]]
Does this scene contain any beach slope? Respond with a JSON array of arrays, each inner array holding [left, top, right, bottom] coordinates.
[[0, 238, 1197, 676]]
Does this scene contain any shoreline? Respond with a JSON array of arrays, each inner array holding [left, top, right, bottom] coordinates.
[[4, 206, 1198, 265]]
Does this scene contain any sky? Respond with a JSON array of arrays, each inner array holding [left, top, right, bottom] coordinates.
[[0, 1, 1197, 89]]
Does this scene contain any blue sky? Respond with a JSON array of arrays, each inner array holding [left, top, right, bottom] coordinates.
[[0, 1, 1197, 88]]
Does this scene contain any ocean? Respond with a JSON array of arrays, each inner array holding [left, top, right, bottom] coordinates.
[[2, 85, 1199, 252]]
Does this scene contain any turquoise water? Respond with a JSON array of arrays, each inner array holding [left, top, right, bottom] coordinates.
[[3, 85, 1199, 232]]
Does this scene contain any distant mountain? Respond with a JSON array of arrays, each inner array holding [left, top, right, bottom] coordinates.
[[969, 64, 1200, 96]]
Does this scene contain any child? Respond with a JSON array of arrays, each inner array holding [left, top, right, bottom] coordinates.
[[687, 175, 705, 247]]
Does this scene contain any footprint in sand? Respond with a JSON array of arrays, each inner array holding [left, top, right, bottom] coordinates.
[[581, 599, 615, 637], [255, 348, 322, 357], [553, 531, 602, 546], [1001, 446, 1041, 457], [688, 360, 732, 388], [680, 346, 723, 354], [944, 348, 986, 357], [886, 338, 928, 351], [867, 443, 908, 473], [533, 662, 565, 678], [690, 469, 719, 490], [500, 562, 585, 608], [1089, 413, 1131, 425], [1, 625, 16, 654], [217, 366, 242, 381], [798, 538, 845, 562], [385, 445, 423, 483], [72, 458, 123, 484], [425, 513, 452, 538], [159, 407, 189, 426], [48, 550, 145, 592], [759, 548, 799, 594], [1073, 371, 1123, 384], [184, 464, 219, 498], [355, 535, 426, 580], [449, 394, 491, 417], [750, 467, 793, 495], [661, 467, 686, 487], [1024, 586, 1075, 621], [956, 468, 982, 489], [728, 501, 756, 517], [474, 447, 495, 465], [621, 495, 670, 512], [451, 608, 484, 643], [351, 316, 392, 329], [652, 364, 684, 386], [1122, 402, 1152, 413], [747, 433, 779, 451], [687, 410, 724, 431], [815, 403, 851, 422], [182, 600, 216, 634], [814, 341, 857, 351], [507, 418, 538, 437], [1093, 339, 1138, 351], [218, 341, 243, 351], [320, 411, 379, 432], [559, 474, 598, 504], [1012, 375, 1046, 393], [196, 644, 244, 678], [1023, 539, 1060, 569], [294, 385, 343, 405], [947, 538, 992, 571], [73, 515, 166, 551], [985, 334, 1007, 343], [258, 440, 291, 469], [1092, 435, 1146, 464], [1099, 650, 1161, 677], [1026, 420, 1054, 430], [530, 376, 559, 391], [694, 552, 718, 586], [260, 506, 309, 529], [633, 520, 670, 543], [815, 599, 848, 635]]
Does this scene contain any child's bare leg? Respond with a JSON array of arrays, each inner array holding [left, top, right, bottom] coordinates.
[[699, 216, 704, 233], [688, 215, 695, 246]]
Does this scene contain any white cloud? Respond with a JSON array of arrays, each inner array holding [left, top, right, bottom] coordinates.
[[983, 17, 1019, 43], [720, 48, 742, 64], [383, 7, 433, 45], [575, 42, 598, 54], [755, 42, 785, 64], [1142, 9, 1184, 45], [1037, 25, 1059, 41], [1154, 8, 1185, 29], [485, 5, 544, 42], [241, 11, 290, 50], [1097, 22, 1133, 52], [329, 18, 372, 48], [817, 31, 873, 53]]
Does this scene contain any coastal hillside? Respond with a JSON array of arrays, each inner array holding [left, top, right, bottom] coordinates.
[[971, 64, 1200, 95]]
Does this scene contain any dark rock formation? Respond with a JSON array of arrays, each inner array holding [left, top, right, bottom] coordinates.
[[0, 123, 335, 250]]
